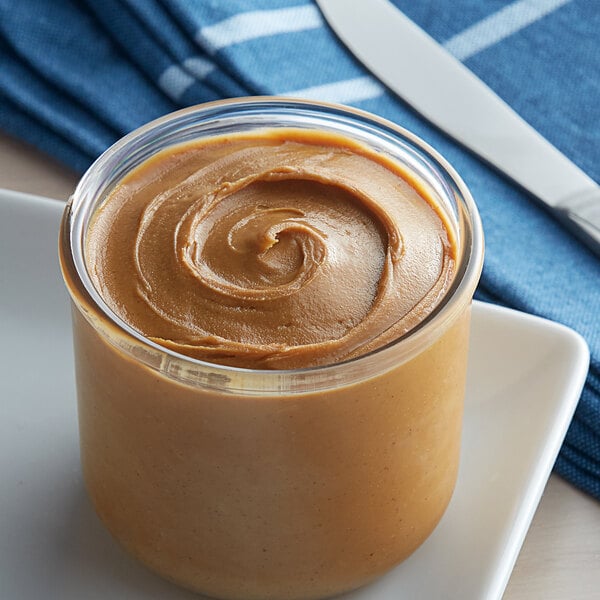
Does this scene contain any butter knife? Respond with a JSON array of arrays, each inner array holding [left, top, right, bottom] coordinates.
[[316, 0, 600, 257]]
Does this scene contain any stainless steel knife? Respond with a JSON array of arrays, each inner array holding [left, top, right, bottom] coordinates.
[[316, 0, 600, 257]]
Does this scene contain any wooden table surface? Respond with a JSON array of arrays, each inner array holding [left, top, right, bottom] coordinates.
[[1, 131, 599, 599]]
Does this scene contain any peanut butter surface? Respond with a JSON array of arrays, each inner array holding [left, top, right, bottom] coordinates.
[[86, 129, 455, 369]]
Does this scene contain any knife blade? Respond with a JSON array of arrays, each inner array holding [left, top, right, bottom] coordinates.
[[316, 0, 600, 257]]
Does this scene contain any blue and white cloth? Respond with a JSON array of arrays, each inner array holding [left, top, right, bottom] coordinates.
[[0, 0, 599, 499]]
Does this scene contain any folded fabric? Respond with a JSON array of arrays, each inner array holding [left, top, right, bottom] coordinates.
[[0, 0, 598, 499]]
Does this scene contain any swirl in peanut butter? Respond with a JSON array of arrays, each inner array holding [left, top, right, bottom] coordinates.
[[86, 130, 455, 368]]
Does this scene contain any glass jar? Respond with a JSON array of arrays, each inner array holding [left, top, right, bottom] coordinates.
[[60, 98, 484, 600]]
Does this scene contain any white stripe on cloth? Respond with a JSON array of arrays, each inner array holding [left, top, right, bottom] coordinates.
[[443, 0, 572, 61], [282, 76, 385, 104], [196, 4, 323, 53], [158, 57, 217, 101], [158, 65, 196, 101], [183, 56, 216, 79]]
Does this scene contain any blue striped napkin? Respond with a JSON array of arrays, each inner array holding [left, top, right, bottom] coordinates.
[[0, 0, 598, 499]]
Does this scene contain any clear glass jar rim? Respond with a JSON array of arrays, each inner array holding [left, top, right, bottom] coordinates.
[[63, 97, 484, 387]]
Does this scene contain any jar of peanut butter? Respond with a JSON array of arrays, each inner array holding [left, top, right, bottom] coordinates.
[[59, 98, 484, 600]]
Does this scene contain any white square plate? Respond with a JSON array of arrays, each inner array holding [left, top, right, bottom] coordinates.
[[0, 190, 589, 600]]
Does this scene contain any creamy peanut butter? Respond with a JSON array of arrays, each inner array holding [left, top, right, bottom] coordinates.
[[86, 129, 456, 369], [61, 109, 482, 600]]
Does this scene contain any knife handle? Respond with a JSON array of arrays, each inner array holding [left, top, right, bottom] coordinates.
[[554, 190, 600, 258]]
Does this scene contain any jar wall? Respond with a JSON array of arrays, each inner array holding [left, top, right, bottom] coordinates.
[[71, 302, 471, 599]]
